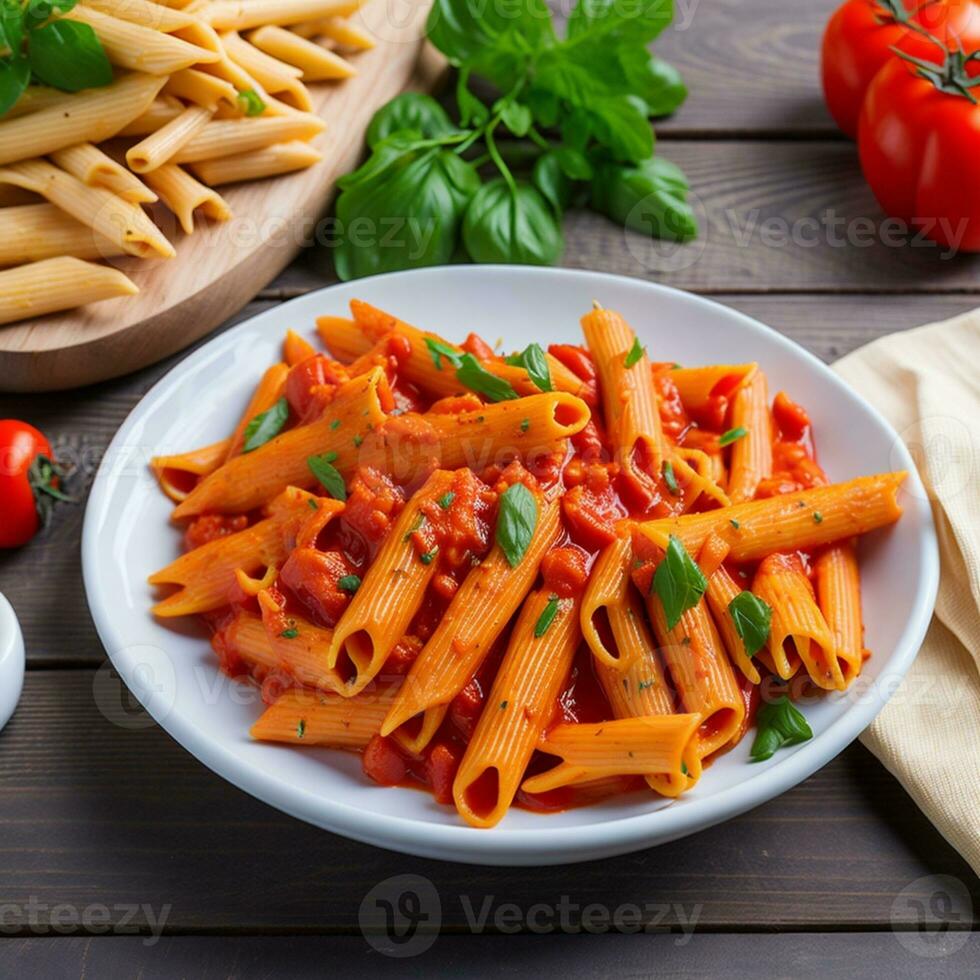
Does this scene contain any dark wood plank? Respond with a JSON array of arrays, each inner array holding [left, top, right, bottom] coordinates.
[[266, 143, 980, 296], [2, 934, 978, 979], [654, 0, 839, 137], [2, 292, 974, 667], [0, 671, 976, 932]]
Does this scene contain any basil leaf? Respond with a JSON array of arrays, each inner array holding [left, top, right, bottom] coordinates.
[[366, 92, 456, 148], [505, 343, 552, 392], [456, 69, 489, 127], [719, 426, 748, 447], [0, 57, 29, 118], [0, 0, 26, 54], [455, 353, 518, 402], [426, 0, 554, 67], [566, 0, 673, 45], [728, 591, 772, 657], [308, 453, 347, 501], [237, 88, 265, 116], [554, 145, 593, 180], [624, 336, 644, 368], [29, 20, 112, 92], [534, 594, 560, 637], [531, 152, 571, 215], [499, 99, 532, 137], [333, 134, 480, 280], [592, 156, 697, 243], [495, 482, 538, 567], [652, 534, 707, 630], [24, 0, 76, 30], [619, 49, 687, 117], [462, 178, 563, 266], [750, 695, 812, 762], [424, 336, 463, 370], [243, 397, 289, 452], [589, 94, 653, 163]]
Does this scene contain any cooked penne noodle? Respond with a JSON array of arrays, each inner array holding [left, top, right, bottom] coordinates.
[[646, 591, 746, 760], [315, 16, 376, 49], [453, 588, 582, 828], [670, 363, 757, 415], [639, 472, 907, 561], [207, 0, 362, 32], [0, 72, 166, 166], [0, 159, 175, 259], [143, 163, 232, 234], [116, 96, 186, 136], [381, 494, 562, 743], [50, 143, 158, 203], [815, 541, 865, 684], [704, 561, 762, 685], [127, 106, 214, 172], [151, 438, 231, 502], [580, 533, 640, 672], [225, 362, 290, 460], [0, 204, 122, 267], [521, 715, 702, 794], [172, 367, 387, 518], [283, 330, 317, 366], [754, 553, 844, 689], [727, 369, 773, 503], [581, 304, 669, 488], [251, 685, 398, 749], [248, 25, 356, 79], [327, 470, 456, 694], [190, 139, 321, 185], [149, 488, 341, 616], [0, 257, 137, 325]]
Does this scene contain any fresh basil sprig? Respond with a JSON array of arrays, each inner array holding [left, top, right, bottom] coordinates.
[[652, 534, 707, 630], [495, 482, 538, 567], [728, 590, 772, 657], [307, 451, 346, 501], [243, 397, 289, 452], [0, 1, 112, 118], [750, 695, 813, 762], [505, 342, 552, 392], [331, 0, 693, 279], [455, 353, 518, 402]]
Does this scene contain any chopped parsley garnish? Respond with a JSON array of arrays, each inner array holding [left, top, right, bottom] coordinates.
[[338, 575, 361, 594], [624, 336, 645, 368], [437, 491, 455, 509], [719, 426, 748, 446], [534, 595, 560, 638], [662, 460, 680, 495]]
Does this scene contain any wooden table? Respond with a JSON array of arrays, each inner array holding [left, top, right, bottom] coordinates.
[[1, 0, 978, 974]]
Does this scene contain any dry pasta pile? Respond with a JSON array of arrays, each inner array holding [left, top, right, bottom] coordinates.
[[147, 300, 907, 829], [0, 0, 373, 326]]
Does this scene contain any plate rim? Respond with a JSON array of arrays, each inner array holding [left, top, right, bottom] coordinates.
[[81, 265, 940, 866]]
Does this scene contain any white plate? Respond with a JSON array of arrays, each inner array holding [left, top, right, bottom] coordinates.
[[82, 266, 939, 865]]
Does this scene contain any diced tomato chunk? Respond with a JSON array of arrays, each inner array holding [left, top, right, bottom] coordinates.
[[342, 468, 405, 553], [462, 332, 497, 361], [541, 546, 589, 598], [184, 514, 248, 551], [449, 677, 485, 740], [548, 344, 595, 384], [279, 547, 356, 627], [363, 735, 407, 786], [285, 354, 348, 423], [772, 391, 811, 443], [425, 741, 462, 805]]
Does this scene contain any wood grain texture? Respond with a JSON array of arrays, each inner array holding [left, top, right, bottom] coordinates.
[[3, 293, 975, 668], [0, 9, 444, 393], [0, 672, 976, 932], [2, 934, 978, 978]]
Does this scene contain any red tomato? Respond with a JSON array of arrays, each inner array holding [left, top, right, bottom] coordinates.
[[858, 52, 980, 250], [0, 420, 68, 548], [821, 0, 980, 138]]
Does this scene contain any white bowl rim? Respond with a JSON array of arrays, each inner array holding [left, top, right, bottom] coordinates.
[[82, 265, 939, 865]]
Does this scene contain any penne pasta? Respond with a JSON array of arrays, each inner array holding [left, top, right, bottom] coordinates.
[[727, 370, 773, 503], [815, 541, 866, 684], [127, 106, 214, 172], [50, 143, 158, 203], [151, 438, 231, 502], [142, 163, 232, 234], [190, 140, 321, 185], [248, 25, 356, 79], [0, 257, 137, 325], [453, 587, 582, 828], [171, 113, 326, 162], [0, 204, 122, 267], [207, 0, 363, 32]]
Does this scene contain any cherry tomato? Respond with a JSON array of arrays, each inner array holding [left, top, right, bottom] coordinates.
[[821, 0, 980, 138], [858, 51, 980, 250], [0, 420, 69, 548]]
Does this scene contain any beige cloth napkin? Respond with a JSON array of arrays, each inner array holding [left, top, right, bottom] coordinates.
[[832, 310, 980, 878]]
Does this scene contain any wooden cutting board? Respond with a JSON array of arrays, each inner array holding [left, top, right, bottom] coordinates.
[[0, 4, 445, 393]]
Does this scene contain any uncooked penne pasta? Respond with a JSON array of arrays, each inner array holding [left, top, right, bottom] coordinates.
[[127, 106, 214, 172], [0, 159, 175, 260], [0, 204, 122, 268], [0, 73, 166, 166], [190, 140, 321, 185], [207, 0, 362, 32], [50, 143, 158, 203], [248, 25, 356, 79], [172, 113, 325, 162], [142, 163, 232, 234], [116, 96, 186, 137], [0, 258, 137, 325], [163, 68, 240, 111], [315, 16, 376, 49]]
